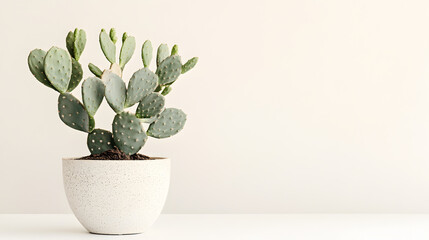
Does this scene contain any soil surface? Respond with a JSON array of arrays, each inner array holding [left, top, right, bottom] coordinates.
[[78, 146, 153, 160]]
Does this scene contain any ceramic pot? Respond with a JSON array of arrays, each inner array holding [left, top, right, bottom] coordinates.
[[62, 158, 170, 235]]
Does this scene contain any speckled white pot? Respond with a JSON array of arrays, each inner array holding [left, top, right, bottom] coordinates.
[[62, 158, 170, 235]]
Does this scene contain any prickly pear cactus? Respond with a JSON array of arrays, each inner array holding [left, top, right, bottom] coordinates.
[[66, 31, 74, 58], [156, 55, 182, 85], [88, 63, 102, 77], [142, 40, 152, 68], [119, 34, 135, 69], [99, 29, 116, 64], [66, 28, 86, 61], [44, 47, 72, 93], [182, 57, 199, 74], [109, 28, 118, 44], [103, 71, 126, 113], [125, 68, 158, 107], [156, 44, 169, 67], [82, 77, 105, 116], [67, 58, 83, 92], [58, 93, 90, 132], [28, 28, 198, 157], [87, 129, 115, 154], [73, 29, 86, 61], [28, 49, 56, 90], [136, 92, 165, 119], [147, 108, 186, 138], [113, 112, 148, 155], [171, 44, 179, 55]]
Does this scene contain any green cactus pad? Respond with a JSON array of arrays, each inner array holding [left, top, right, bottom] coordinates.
[[44, 47, 72, 93], [136, 92, 165, 119], [58, 93, 90, 132], [73, 28, 86, 61], [182, 57, 198, 74], [125, 68, 158, 108], [99, 29, 116, 64], [66, 29, 86, 61], [109, 28, 117, 44], [141, 40, 152, 68], [147, 108, 187, 138], [82, 77, 105, 116], [103, 71, 126, 113], [161, 85, 172, 96], [28, 49, 56, 90], [112, 112, 147, 155], [66, 31, 75, 58], [156, 55, 182, 85], [67, 58, 83, 92], [87, 129, 115, 154], [122, 32, 128, 43], [88, 63, 102, 77], [119, 35, 135, 68], [171, 44, 179, 55], [156, 44, 169, 67]]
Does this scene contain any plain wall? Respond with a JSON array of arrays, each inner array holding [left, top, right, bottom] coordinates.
[[2, 0, 429, 213]]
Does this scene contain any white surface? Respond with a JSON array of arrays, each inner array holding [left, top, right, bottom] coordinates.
[[3, 0, 429, 214], [1, 214, 429, 240], [62, 159, 170, 234]]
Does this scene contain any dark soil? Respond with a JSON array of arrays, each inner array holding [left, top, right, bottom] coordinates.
[[78, 146, 154, 160]]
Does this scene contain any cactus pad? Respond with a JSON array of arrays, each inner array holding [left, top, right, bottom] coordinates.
[[161, 85, 172, 96], [44, 47, 72, 93], [182, 57, 198, 74], [65, 29, 86, 60], [156, 44, 169, 67], [147, 108, 186, 138], [82, 77, 105, 116], [66, 31, 75, 58], [73, 28, 86, 61], [103, 71, 126, 113], [171, 44, 179, 55], [119, 35, 135, 68], [87, 129, 115, 154], [125, 68, 158, 107], [88, 63, 102, 77], [67, 58, 83, 92], [109, 28, 117, 44], [122, 32, 128, 43], [156, 55, 182, 85], [58, 93, 90, 132], [141, 40, 152, 68], [99, 29, 116, 64], [28, 49, 56, 90], [136, 92, 165, 119], [112, 112, 147, 155]]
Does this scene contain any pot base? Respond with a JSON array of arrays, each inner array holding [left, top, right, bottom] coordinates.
[[63, 158, 170, 234]]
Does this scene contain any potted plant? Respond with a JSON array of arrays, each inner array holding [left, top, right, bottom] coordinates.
[[27, 28, 198, 235]]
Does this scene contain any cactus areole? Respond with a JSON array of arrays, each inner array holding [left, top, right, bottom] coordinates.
[[28, 28, 198, 158]]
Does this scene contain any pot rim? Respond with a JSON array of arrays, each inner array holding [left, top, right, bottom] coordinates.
[[62, 157, 169, 161]]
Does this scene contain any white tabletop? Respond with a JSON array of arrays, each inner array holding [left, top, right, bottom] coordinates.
[[1, 214, 429, 239]]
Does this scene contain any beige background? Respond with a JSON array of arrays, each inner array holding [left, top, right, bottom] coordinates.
[[2, 0, 429, 213]]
